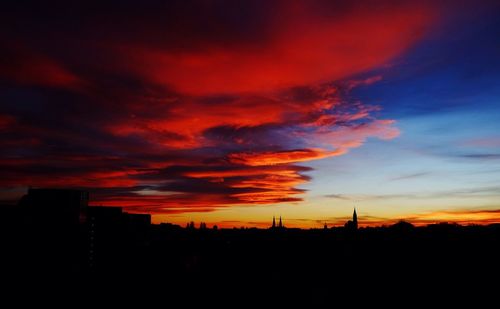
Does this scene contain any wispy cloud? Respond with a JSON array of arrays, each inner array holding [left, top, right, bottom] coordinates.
[[389, 172, 430, 181], [460, 137, 500, 148], [324, 194, 351, 200], [458, 153, 500, 160], [325, 193, 415, 200]]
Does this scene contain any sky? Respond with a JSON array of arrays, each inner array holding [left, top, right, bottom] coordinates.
[[1, 0, 500, 228]]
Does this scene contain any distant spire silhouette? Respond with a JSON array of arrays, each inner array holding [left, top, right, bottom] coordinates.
[[344, 207, 358, 231], [353, 208, 358, 230], [271, 215, 285, 229]]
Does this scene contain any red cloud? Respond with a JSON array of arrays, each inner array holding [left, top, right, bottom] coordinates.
[[107, 96, 289, 148], [0, 114, 15, 131], [0, 1, 432, 217], [116, 3, 433, 95], [0, 83, 400, 213], [0, 46, 81, 89], [112, 1, 432, 95]]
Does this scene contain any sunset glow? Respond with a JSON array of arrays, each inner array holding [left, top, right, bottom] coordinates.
[[1, 0, 500, 228]]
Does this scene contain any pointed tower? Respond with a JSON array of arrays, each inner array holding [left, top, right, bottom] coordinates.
[[353, 208, 358, 230], [279, 216, 283, 228], [272, 216, 276, 229]]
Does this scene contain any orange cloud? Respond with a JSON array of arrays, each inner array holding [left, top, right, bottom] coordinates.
[[228, 148, 345, 166], [402, 209, 500, 226], [184, 165, 311, 178]]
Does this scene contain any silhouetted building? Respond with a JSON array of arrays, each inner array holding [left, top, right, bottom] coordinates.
[[19, 188, 88, 226], [86, 206, 151, 271], [0, 205, 20, 229], [86, 206, 152, 269], [87, 206, 124, 269], [87, 206, 123, 233], [124, 213, 151, 232], [272, 216, 276, 229], [160, 222, 182, 231], [344, 208, 358, 231], [0, 205, 21, 269], [391, 220, 415, 231], [17, 188, 89, 272]]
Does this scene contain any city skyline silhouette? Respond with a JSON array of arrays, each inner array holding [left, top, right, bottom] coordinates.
[[1, 1, 500, 303], [1, 187, 498, 305]]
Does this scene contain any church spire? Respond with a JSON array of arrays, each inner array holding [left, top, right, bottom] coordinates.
[[353, 208, 358, 230], [272, 215, 276, 228], [279, 216, 282, 228]]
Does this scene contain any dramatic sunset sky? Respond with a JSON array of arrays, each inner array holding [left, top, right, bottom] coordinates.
[[1, 0, 500, 227]]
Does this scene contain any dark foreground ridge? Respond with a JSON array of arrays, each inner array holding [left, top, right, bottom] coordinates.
[[1, 189, 499, 305]]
